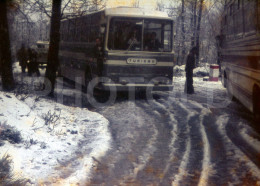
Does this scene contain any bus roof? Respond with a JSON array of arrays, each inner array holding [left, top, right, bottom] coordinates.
[[61, 7, 172, 22], [105, 7, 170, 18]]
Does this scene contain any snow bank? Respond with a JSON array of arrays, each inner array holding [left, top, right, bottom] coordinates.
[[173, 63, 210, 77], [0, 91, 111, 185], [173, 65, 185, 77], [194, 63, 210, 77]]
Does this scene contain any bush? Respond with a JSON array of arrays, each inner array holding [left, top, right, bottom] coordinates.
[[0, 127, 22, 144], [0, 154, 28, 185]]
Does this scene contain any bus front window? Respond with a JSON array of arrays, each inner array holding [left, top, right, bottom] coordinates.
[[108, 18, 172, 52], [144, 20, 172, 52], [108, 18, 142, 51]]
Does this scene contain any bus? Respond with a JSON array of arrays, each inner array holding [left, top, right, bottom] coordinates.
[[216, 0, 260, 120], [35, 41, 49, 66], [59, 7, 174, 93]]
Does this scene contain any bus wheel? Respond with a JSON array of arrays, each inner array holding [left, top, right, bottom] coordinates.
[[253, 86, 260, 122]]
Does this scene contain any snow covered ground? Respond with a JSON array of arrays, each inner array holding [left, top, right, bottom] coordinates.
[[1, 62, 260, 185], [87, 74, 260, 185], [173, 63, 211, 77], [0, 63, 112, 185]]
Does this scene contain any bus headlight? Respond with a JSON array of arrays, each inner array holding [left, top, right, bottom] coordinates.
[[151, 77, 171, 85]]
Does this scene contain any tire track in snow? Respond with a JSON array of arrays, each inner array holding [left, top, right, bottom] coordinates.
[[197, 108, 212, 186], [160, 110, 178, 183], [170, 100, 196, 186], [133, 100, 173, 184], [240, 126, 260, 154], [168, 98, 212, 186], [216, 115, 260, 184], [154, 95, 206, 185], [148, 98, 180, 184], [105, 100, 160, 185], [127, 102, 159, 181], [229, 121, 260, 167], [89, 101, 158, 185], [200, 111, 231, 185], [155, 97, 192, 185], [172, 137, 191, 186]]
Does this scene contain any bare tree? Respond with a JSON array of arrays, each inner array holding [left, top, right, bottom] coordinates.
[[156, 0, 164, 11], [180, 0, 186, 65], [44, 0, 62, 97], [41, 0, 105, 96], [195, 0, 203, 66], [132, 0, 140, 8], [190, 0, 197, 47], [0, 0, 15, 91]]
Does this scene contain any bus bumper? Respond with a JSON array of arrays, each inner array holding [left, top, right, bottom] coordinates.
[[99, 83, 173, 91]]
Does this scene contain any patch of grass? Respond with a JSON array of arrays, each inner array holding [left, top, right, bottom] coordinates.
[[0, 154, 29, 185], [14, 83, 30, 101], [0, 129, 22, 144], [42, 110, 61, 131], [0, 122, 22, 144]]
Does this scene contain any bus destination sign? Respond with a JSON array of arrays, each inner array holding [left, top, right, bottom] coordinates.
[[127, 58, 157, 65]]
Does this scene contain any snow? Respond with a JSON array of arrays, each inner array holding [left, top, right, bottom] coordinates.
[[198, 108, 214, 186], [172, 75, 231, 109], [0, 63, 111, 185], [173, 63, 211, 78], [0, 61, 260, 184], [171, 101, 194, 186], [239, 122, 260, 154], [172, 138, 191, 186], [216, 115, 260, 183], [171, 76, 260, 184]]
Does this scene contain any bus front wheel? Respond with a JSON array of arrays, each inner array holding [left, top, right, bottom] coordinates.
[[253, 86, 260, 122]]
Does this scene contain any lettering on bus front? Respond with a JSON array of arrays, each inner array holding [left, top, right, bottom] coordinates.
[[127, 58, 157, 65]]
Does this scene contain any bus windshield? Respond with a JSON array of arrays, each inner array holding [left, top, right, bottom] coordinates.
[[108, 18, 172, 52]]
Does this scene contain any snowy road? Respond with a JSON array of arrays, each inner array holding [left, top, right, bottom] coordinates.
[[7, 63, 260, 185], [85, 77, 260, 185]]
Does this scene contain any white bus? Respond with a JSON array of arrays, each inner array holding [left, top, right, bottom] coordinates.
[[59, 7, 175, 92], [217, 0, 260, 120]]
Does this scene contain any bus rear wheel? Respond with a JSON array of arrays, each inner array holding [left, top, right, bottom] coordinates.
[[253, 86, 260, 122]]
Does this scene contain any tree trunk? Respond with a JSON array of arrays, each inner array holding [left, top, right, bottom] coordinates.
[[191, 0, 197, 47], [180, 0, 186, 65], [175, 17, 181, 65], [195, 0, 203, 66], [0, 0, 15, 91], [45, 0, 62, 96]]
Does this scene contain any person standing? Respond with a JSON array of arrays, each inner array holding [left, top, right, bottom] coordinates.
[[92, 37, 103, 76], [147, 32, 161, 51], [17, 44, 28, 73], [27, 47, 40, 76], [185, 47, 198, 94]]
